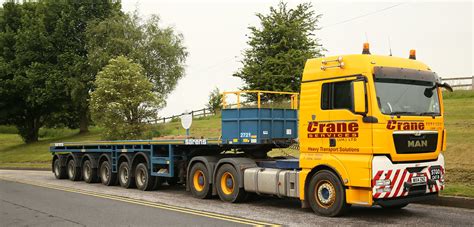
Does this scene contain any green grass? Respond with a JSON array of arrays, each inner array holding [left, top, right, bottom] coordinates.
[[1, 90, 473, 197], [0, 128, 102, 169]]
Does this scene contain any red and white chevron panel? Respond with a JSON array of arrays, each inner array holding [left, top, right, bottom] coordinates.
[[372, 154, 445, 200]]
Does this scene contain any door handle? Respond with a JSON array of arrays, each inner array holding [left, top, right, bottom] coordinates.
[[329, 138, 336, 147]]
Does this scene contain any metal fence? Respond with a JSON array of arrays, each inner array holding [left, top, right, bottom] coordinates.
[[148, 108, 215, 124], [441, 76, 473, 90]]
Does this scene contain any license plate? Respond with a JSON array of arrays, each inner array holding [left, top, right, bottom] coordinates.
[[430, 166, 441, 181], [411, 176, 427, 185]]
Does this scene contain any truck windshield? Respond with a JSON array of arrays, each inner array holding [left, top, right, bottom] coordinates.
[[375, 78, 440, 116]]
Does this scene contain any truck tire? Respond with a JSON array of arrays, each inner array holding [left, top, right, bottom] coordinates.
[[99, 160, 117, 186], [216, 164, 246, 203], [307, 170, 348, 217], [67, 159, 82, 181], [82, 160, 99, 183], [189, 162, 212, 199], [118, 162, 135, 188], [135, 163, 155, 191], [53, 158, 67, 179]]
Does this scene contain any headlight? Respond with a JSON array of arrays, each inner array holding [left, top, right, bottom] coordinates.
[[375, 179, 391, 186]]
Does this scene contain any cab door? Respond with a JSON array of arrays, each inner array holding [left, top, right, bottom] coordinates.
[[319, 76, 374, 188]]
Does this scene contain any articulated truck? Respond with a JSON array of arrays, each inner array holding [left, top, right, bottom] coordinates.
[[50, 44, 452, 216]]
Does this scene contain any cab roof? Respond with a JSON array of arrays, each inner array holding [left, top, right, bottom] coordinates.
[[302, 54, 432, 82]]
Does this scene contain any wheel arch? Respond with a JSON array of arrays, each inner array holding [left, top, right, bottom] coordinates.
[[304, 164, 346, 201], [81, 153, 100, 168], [131, 152, 149, 172], [213, 158, 257, 188]]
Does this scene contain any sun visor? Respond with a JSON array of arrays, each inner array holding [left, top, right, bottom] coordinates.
[[373, 66, 437, 82]]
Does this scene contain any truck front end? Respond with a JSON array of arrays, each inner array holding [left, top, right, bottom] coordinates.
[[370, 65, 448, 207]]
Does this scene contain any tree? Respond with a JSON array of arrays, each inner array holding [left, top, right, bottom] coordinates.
[[0, 2, 68, 143], [206, 87, 223, 114], [86, 12, 187, 108], [0, 1, 120, 142], [90, 56, 160, 140], [233, 2, 324, 101], [47, 0, 120, 133]]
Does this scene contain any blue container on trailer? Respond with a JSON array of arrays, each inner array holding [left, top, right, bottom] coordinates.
[[221, 108, 298, 145]]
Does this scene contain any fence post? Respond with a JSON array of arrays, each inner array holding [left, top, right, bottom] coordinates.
[[203, 108, 206, 117], [191, 111, 194, 118], [472, 76, 474, 90]]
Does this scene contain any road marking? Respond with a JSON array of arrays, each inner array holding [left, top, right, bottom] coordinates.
[[0, 177, 279, 227]]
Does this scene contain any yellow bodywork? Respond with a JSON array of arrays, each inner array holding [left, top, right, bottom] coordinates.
[[298, 54, 445, 205]]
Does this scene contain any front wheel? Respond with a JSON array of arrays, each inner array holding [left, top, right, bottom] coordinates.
[[307, 170, 348, 217]]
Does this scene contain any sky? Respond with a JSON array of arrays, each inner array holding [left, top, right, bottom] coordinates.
[[121, 0, 473, 117]]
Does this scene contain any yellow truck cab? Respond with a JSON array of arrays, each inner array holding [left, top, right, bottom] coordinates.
[[299, 44, 449, 216]]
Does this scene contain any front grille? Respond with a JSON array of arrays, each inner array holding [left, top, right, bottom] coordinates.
[[393, 133, 438, 154]]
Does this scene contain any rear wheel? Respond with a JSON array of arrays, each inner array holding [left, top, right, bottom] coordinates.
[[99, 160, 117, 186], [216, 164, 246, 203], [83, 160, 99, 183], [307, 170, 348, 217], [118, 162, 135, 188], [67, 159, 81, 181], [53, 158, 67, 179], [189, 162, 212, 199], [135, 163, 155, 191]]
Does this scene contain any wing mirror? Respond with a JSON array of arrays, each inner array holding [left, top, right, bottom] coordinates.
[[424, 82, 453, 98], [352, 80, 367, 115]]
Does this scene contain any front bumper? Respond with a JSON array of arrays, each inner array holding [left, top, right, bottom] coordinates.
[[372, 154, 445, 200]]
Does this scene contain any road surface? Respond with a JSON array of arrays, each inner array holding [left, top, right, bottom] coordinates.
[[1, 170, 473, 226]]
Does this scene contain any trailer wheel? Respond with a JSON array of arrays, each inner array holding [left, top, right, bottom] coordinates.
[[216, 164, 246, 203], [53, 158, 67, 179], [135, 163, 155, 191], [83, 160, 99, 183], [118, 162, 135, 188], [189, 162, 212, 199], [67, 159, 82, 181], [99, 161, 117, 186], [307, 170, 348, 217]]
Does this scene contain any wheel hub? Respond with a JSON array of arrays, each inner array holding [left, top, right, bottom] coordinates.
[[316, 181, 336, 208]]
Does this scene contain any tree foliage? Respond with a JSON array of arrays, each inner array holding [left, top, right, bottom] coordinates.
[[90, 56, 160, 140], [0, 2, 67, 143], [234, 2, 323, 100], [206, 87, 223, 114], [86, 12, 188, 104], [0, 0, 119, 143]]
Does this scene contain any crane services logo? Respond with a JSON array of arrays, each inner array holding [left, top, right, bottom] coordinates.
[[307, 121, 359, 138], [386, 120, 425, 130]]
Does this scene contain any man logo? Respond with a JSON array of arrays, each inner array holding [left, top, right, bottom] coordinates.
[[408, 140, 428, 148]]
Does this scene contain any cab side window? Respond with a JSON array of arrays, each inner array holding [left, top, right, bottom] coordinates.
[[321, 81, 353, 111]]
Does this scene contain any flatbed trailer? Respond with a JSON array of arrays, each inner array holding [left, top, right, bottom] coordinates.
[[51, 45, 449, 217]]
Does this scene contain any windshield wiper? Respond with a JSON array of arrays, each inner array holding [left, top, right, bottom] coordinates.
[[419, 112, 439, 117], [389, 111, 418, 116]]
